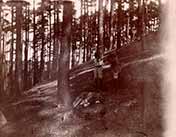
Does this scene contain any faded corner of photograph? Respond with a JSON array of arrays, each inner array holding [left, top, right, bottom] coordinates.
[[0, 0, 174, 137], [161, 0, 176, 137]]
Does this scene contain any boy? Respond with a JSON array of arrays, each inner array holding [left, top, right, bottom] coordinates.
[[107, 53, 121, 93], [94, 52, 103, 92]]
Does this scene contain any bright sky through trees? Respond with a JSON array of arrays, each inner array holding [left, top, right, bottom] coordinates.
[[2, 0, 165, 18]]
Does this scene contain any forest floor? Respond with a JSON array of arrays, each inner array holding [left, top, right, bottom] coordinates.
[[0, 81, 145, 137], [0, 32, 163, 137], [0, 51, 163, 137], [0, 82, 140, 137]]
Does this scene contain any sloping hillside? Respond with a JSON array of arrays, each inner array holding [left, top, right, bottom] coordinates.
[[0, 51, 164, 137]]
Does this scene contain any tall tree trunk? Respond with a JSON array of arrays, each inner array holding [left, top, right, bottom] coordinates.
[[138, 0, 145, 50], [9, 6, 14, 94], [57, 1, 72, 107], [83, 0, 86, 63], [71, 18, 75, 68], [85, 0, 88, 62], [47, 5, 52, 80], [98, 0, 104, 58], [1, 31, 5, 94], [24, 6, 29, 90], [129, 0, 134, 41], [52, 4, 59, 79], [15, 4, 23, 95], [137, 1, 143, 37], [52, 4, 56, 78], [40, 7, 45, 82], [116, 0, 122, 49], [0, 2, 3, 98], [33, 0, 38, 85], [109, 0, 115, 49]]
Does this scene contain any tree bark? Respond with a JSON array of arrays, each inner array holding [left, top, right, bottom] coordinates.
[[109, 0, 115, 49], [98, 0, 104, 57], [33, 0, 38, 85], [83, 0, 86, 63], [52, 4, 59, 79], [47, 5, 52, 80], [39, 5, 45, 82], [57, 1, 72, 107], [15, 4, 23, 95], [116, 0, 122, 49], [9, 6, 14, 94], [0, 2, 3, 97], [24, 6, 29, 90]]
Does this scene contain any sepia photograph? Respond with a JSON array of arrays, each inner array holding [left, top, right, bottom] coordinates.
[[0, 0, 175, 137]]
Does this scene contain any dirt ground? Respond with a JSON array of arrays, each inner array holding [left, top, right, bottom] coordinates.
[[0, 54, 163, 137], [0, 88, 143, 137]]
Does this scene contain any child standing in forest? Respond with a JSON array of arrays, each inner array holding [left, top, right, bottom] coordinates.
[[107, 53, 121, 93], [94, 52, 104, 92]]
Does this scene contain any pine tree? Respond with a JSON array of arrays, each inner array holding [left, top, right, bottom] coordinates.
[[57, 1, 73, 107], [15, 2, 23, 96]]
